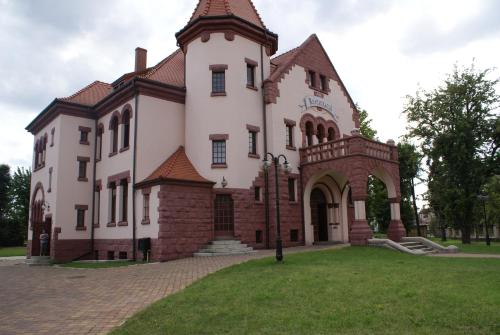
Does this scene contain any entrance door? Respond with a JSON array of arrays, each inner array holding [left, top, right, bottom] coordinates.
[[311, 188, 329, 242], [31, 200, 44, 256], [214, 194, 234, 238]]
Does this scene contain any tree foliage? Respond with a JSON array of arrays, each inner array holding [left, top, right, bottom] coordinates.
[[404, 64, 499, 243]]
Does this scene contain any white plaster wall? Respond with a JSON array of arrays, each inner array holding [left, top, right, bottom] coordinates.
[[136, 96, 185, 181], [185, 33, 271, 189], [28, 117, 61, 241], [135, 186, 160, 239], [55, 114, 95, 240], [94, 99, 135, 240], [267, 65, 357, 174]]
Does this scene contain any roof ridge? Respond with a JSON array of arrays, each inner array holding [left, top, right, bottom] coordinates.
[[271, 46, 300, 63], [60, 80, 109, 100], [143, 49, 182, 80]]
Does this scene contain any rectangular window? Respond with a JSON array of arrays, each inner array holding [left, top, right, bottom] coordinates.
[[254, 186, 261, 202], [119, 251, 127, 260], [110, 182, 117, 223], [247, 64, 255, 87], [286, 125, 294, 147], [121, 179, 128, 222], [107, 251, 115, 260], [308, 70, 316, 88], [320, 75, 327, 91], [256, 230, 263, 243], [77, 209, 85, 228], [80, 131, 88, 143], [248, 131, 257, 155], [48, 167, 53, 193], [288, 178, 296, 202], [50, 128, 55, 147], [143, 194, 150, 221], [212, 71, 225, 93], [290, 229, 299, 242], [78, 161, 87, 180], [96, 132, 102, 161], [212, 140, 226, 165]]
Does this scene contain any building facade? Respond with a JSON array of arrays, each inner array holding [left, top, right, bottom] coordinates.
[[26, 0, 406, 262]]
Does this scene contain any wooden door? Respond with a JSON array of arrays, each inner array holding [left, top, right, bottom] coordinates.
[[214, 194, 234, 238]]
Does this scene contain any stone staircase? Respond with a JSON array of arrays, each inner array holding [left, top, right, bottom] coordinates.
[[194, 240, 256, 257], [399, 240, 436, 254], [26, 256, 52, 266], [369, 237, 458, 255]]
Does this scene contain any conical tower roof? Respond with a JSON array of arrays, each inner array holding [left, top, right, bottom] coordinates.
[[188, 0, 266, 29]]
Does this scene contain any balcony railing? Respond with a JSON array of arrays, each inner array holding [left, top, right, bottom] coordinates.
[[299, 136, 398, 164]]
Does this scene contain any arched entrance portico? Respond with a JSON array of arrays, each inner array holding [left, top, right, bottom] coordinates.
[[29, 182, 51, 257], [310, 188, 328, 242], [300, 130, 405, 246]]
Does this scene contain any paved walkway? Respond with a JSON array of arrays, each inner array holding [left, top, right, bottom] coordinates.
[[0, 245, 346, 335]]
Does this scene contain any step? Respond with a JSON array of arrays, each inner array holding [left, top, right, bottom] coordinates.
[[194, 250, 257, 257], [202, 244, 249, 251], [210, 240, 241, 245], [26, 256, 51, 266], [400, 242, 421, 247], [199, 247, 254, 253], [406, 244, 428, 250]]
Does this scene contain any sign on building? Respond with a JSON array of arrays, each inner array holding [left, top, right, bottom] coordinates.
[[302, 96, 339, 122]]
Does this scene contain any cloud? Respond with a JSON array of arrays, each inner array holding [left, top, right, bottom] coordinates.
[[400, 0, 500, 55]]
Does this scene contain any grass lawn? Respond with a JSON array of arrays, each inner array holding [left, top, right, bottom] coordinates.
[[430, 238, 500, 254], [113, 247, 500, 335], [0, 246, 26, 257], [60, 260, 145, 269]]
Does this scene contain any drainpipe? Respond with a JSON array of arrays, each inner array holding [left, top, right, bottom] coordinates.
[[299, 166, 305, 245], [261, 43, 270, 249], [90, 117, 98, 258], [132, 91, 139, 261]]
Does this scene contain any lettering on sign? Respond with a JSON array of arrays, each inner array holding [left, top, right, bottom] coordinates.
[[301, 96, 339, 122]]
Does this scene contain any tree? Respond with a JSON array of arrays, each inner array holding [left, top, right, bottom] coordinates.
[[404, 64, 499, 243], [358, 105, 378, 140], [0, 164, 10, 220], [397, 142, 423, 234], [8, 167, 31, 244]]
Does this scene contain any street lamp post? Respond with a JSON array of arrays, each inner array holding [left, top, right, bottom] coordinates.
[[477, 193, 490, 246], [263, 153, 292, 262]]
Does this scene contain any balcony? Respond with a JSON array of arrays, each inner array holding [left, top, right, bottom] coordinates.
[[299, 136, 398, 165]]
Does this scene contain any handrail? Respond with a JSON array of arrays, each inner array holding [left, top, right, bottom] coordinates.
[[299, 136, 398, 164]]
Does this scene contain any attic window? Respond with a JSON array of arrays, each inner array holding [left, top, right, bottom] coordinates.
[[308, 70, 316, 88], [320, 75, 328, 92]]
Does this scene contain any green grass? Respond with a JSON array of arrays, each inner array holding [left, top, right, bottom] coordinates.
[[0, 246, 26, 257], [430, 238, 500, 254], [60, 260, 145, 269], [113, 247, 500, 335]]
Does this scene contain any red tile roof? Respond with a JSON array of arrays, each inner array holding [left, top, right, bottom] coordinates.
[[141, 49, 185, 87], [143, 146, 213, 184], [60, 81, 113, 106], [189, 0, 266, 29]]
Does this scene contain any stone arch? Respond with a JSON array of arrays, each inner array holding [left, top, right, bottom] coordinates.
[[109, 111, 121, 129], [325, 120, 340, 141], [120, 103, 133, 122], [316, 124, 325, 143]]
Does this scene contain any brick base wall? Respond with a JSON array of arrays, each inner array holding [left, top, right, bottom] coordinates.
[[52, 239, 92, 263]]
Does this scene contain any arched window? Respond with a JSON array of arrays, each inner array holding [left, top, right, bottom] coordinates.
[[122, 109, 131, 149], [96, 125, 104, 161], [306, 122, 314, 147], [327, 127, 335, 141], [34, 140, 40, 168], [317, 125, 325, 143], [110, 116, 119, 154]]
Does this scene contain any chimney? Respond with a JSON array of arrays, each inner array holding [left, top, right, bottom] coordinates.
[[135, 47, 147, 72]]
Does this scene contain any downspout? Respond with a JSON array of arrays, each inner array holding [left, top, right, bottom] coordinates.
[[132, 91, 139, 261], [299, 166, 305, 245], [90, 117, 98, 258], [261, 43, 270, 249]]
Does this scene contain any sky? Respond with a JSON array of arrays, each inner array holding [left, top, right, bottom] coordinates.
[[1, 0, 499, 204]]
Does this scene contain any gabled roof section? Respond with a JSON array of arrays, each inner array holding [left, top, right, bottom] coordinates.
[[189, 0, 266, 29], [60, 81, 113, 106], [267, 34, 359, 121], [142, 146, 213, 185], [141, 49, 185, 87]]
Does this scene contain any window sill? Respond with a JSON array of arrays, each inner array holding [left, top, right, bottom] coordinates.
[[34, 164, 45, 172], [286, 145, 297, 151], [309, 86, 329, 95], [246, 85, 258, 91], [96, 158, 101, 163], [107, 222, 116, 227], [109, 152, 117, 158], [211, 92, 227, 97], [141, 219, 150, 225], [80, 141, 90, 146], [120, 146, 130, 153], [211, 164, 228, 169], [76, 226, 87, 231], [118, 221, 128, 227], [93, 224, 100, 228], [248, 153, 260, 159], [78, 177, 88, 182]]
